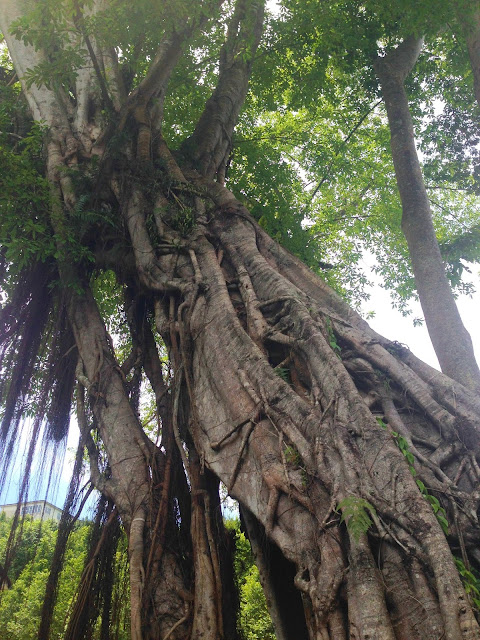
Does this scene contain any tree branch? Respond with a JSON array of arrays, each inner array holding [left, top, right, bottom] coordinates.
[[0, 0, 72, 127], [309, 99, 383, 202], [374, 35, 424, 82], [72, 0, 116, 113], [181, 0, 266, 180], [121, 7, 225, 160], [126, 2, 227, 114]]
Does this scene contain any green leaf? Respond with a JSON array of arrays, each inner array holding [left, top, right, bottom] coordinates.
[[337, 496, 376, 542]]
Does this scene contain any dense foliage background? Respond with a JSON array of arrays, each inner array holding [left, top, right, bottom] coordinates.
[[0, 514, 275, 640]]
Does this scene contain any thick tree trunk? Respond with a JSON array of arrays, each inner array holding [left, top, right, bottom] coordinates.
[[374, 36, 480, 394], [62, 171, 480, 637], [2, 2, 480, 639], [177, 188, 480, 639]]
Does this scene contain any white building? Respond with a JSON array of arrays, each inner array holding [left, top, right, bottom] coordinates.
[[0, 500, 62, 522]]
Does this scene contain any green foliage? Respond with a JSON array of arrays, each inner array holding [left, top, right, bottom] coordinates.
[[325, 317, 341, 357], [224, 518, 253, 585], [9, 0, 89, 89], [0, 122, 53, 276], [377, 419, 450, 535], [0, 517, 55, 582], [455, 557, 480, 614], [273, 366, 290, 382], [91, 270, 130, 347], [9, 0, 223, 93], [0, 516, 129, 640], [229, 109, 318, 268], [0, 517, 80, 640], [395, 433, 416, 469], [3, 0, 480, 312], [164, 205, 196, 237], [439, 224, 480, 291], [239, 564, 276, 640], [228, 0, 480, 310], [224, 518, 275, 640], [336, 496, 376, 542], [283, 444, 301, 466]]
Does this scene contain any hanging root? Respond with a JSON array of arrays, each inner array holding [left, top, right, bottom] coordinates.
[[64, 502, 121, 640], [163, 602, 191, 640], [129, 508, 147, 640]]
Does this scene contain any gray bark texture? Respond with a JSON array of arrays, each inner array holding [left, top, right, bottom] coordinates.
[[1, 2, 480, 640], [375, 36, 480, 394], [456, 1, 480, 109]]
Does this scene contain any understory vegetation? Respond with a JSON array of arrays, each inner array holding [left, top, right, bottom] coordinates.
[[0, 513, 272, 640]]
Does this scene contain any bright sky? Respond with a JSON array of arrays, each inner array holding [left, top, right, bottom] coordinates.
[[361, 262, 480, 369]]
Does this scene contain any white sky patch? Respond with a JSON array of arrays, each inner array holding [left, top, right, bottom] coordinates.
[[266, 0, 281, 16], [0, 413, 93, 514], [361, 257, 480, 369]]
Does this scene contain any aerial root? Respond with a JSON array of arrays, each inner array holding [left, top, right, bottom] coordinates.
[[145, 450, 172, 584], [225, 244, 270, 347], [294, 535, 346, 632], [227, 420, 257, 493], [335, 321, 466, 443], [65, 508, 119, 639], [347, 535, 397, 640], [258, 295, 297, 310], [380, 394, 459, 491], [210, 404, 263, 450], [76, 382, 108, 493], [162, 601, 190, 640], [202, 487, 224, 633]]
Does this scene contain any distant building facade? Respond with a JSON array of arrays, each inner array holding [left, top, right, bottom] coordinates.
[[0, 500, 62, 522]]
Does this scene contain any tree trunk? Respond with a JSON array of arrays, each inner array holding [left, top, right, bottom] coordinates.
[[177, 189, 480, 639], [70, 173, 480, 639], [456, 1, 480, 109], [374, 36, 480, 393], [2, 2, 480, 639]]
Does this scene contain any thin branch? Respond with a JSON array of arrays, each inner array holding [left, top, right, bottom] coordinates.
[[0, 131, 23, 140], [72, 0, 116, 113], [309, 99, 382, 203]]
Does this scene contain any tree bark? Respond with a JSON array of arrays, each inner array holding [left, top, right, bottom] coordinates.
[[2, 3, 480, 640], [374, 36, 480, 394], [456, 1, 480, 109]]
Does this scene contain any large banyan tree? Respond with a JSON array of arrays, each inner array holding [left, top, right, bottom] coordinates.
[[1, 0, 480, 638]]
